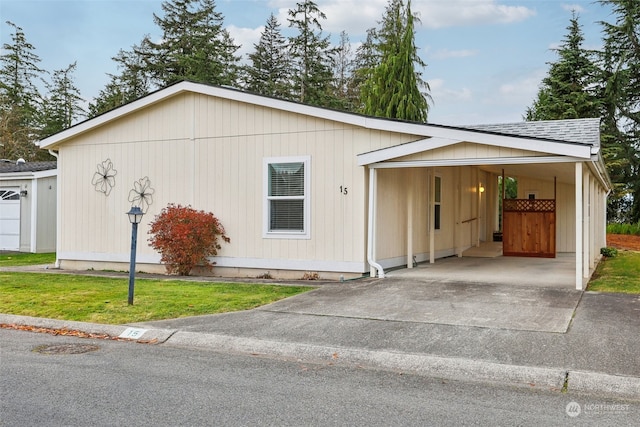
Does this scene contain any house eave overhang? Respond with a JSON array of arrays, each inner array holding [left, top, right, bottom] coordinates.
[[357, 136, 593, 167], [38, 80, 599, 156], [366, 155, 587, 169]]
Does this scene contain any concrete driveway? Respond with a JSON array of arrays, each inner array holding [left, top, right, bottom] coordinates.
[[258, 254, 582, 333], [261, 275, 582, 333]]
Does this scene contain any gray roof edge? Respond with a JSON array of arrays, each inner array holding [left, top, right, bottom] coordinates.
[[460, 117, 601, 147]]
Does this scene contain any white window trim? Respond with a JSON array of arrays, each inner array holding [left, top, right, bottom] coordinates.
[[263, 155, 311, 239]]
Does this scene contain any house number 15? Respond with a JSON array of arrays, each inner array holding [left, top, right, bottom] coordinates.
[[339, 186, 348, 195]]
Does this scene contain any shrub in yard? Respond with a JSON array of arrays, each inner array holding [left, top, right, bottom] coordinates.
[[600, 247, 618, 258], [148, 204, 230, 275]]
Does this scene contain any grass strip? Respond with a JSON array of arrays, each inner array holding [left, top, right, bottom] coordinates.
[[0, 272, 311, 324], [0, 252, 56, 267], [588, 251, 640, 294]]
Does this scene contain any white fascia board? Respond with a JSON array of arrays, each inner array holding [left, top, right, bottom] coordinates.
[[357, 137, 462, 166], [32, 169, 57, 179], [38, 83, 190, 149], [367, 155, 585, 169], [0, 172, 34, 180], [0, 169, 56, 181]]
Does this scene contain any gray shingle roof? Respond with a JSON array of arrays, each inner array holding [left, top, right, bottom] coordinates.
[[0, 160, 57, 173], [461, 118, 601, 147]]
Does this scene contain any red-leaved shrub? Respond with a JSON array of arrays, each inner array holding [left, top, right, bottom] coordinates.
[[148, 204, 230, 275]]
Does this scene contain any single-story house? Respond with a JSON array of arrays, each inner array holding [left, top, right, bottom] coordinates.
[[0, 160, 57, 252], [38, 81, 611, 290]]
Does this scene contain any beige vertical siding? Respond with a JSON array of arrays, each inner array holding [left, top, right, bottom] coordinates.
[[57, 92, 416, 273]]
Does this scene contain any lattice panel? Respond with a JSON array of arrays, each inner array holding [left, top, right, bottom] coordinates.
[[503, 199, 555, 212]]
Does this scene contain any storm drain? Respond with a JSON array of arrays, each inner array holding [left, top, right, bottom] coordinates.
[[33, 343, 100, 355]]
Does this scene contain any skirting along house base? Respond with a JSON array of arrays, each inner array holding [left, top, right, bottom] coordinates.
[[38, 81, 611, 289]]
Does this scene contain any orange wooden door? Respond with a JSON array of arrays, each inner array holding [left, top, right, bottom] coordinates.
[[503, 200, 556, 258]]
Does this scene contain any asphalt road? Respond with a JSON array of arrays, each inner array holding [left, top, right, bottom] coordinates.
[[1, 329, 637, 426]]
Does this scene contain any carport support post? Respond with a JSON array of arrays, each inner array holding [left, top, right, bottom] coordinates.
[[575, 162, 583, 290], [407, 186, 413, 268]]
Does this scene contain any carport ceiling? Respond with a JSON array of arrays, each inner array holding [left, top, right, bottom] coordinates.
[[480, 162, 576, 184]]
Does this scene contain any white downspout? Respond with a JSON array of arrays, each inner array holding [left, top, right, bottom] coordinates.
[[367, 167, 385, 278]]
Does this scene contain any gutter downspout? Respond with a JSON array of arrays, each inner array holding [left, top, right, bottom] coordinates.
[[367, 167, 385, 278], [48, 149, 61, 268]]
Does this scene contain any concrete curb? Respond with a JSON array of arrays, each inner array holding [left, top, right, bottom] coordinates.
[[0, 314, 176, 344], [3, 314, 640, 400], [166, 330, 567, 390], [568, 371, 640, 400]]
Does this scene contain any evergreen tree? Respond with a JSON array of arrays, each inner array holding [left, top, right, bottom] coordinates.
[[287, 0, 338, 107], [244, 13, 291, 99], [349, 27, 379, 113], [141, 0, 240, 87], [598, 0, 640, 222], [88, 45, 152, 117], [0, 21, 45, 160], [526, 13, 600, 121], [331, 30, 357, 111], [40, 62, 85, 137], [361, 0, 431, 122]]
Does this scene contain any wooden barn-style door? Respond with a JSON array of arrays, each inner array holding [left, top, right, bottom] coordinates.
[[502, 177, 556, 258]]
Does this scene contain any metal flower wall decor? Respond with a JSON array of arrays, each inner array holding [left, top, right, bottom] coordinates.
[[128, 176, 155, 213], [92, 159, 117, 196]]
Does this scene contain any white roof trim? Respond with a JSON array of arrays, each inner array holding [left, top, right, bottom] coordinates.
[[367, 156, 586, 169], [358, 135, 592, 166], [357, 137, 463, 166], [0, 168, 57, 180], [38, 81, 599, 156]]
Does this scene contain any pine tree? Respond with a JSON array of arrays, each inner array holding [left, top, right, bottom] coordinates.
[[244, 13, 291, 99], [0, 21, 46, 160], [526, 13, 600, 121], [287, 0, 338, 107], [349, 27, 379, 113], [331, 31, 357, 111], [598, 0, 640, 222], [88, 45, 153, 117], [361, 0, 431, 122], [40, 62, 85, 137], [141, 0, 240, 87]]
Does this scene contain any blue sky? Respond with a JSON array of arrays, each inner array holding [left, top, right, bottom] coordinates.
[[1, 0, 613, 124]]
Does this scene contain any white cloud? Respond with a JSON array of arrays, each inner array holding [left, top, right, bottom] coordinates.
[[428, 78, 473, 102], [266, 0, 535, 37], [414, 0, 536, 29], [227, 25, 264, 61], [562, 4, 585, 13]]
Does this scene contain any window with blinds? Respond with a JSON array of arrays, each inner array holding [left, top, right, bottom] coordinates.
[[264, 156, 310, 238]]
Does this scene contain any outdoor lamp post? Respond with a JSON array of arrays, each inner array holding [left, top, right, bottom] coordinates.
[[126, 206, 144, 305]]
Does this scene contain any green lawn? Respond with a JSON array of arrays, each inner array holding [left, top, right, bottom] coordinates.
[[0, 252, 56, 266], [588, 251, 640, 294], [0, 272, 311, 324]]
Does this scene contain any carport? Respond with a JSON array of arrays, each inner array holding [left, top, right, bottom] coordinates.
[[359, 118, 612, 290]]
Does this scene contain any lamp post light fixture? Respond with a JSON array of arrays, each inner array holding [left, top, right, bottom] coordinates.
[[126, 206, 144, 305]]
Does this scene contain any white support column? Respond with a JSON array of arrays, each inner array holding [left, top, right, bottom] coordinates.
[[583, 169, 590, 279], [367, 168, 384, 278], [407, 182, 413, 268], [589, 175, 596, 270], [429, 170, 435, 264], [575, 162, 583, 290], [602, 187, 608, 248]]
